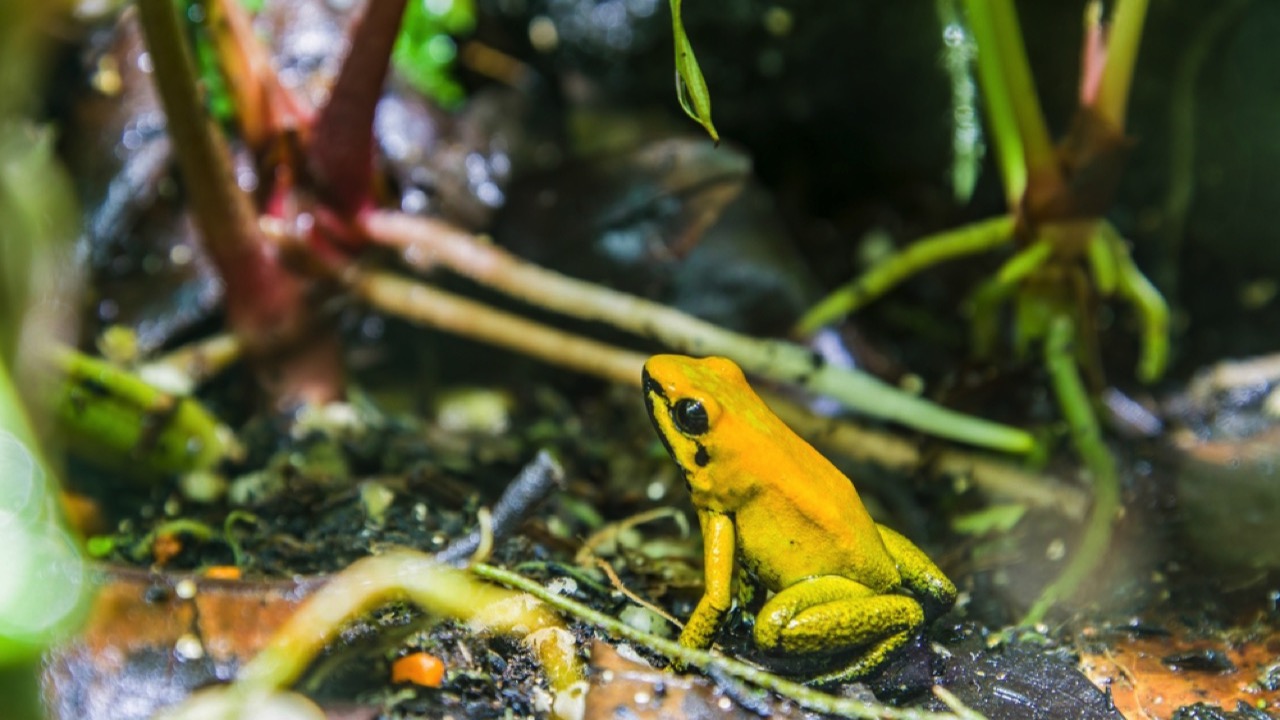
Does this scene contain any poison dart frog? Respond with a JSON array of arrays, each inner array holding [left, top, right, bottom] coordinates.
[[642, 354, 956, 682]]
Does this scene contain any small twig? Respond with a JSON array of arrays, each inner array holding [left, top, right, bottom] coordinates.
[[360, 210, 1034, 453], [436, 449, 566, 566], [594, 558, 683, 629], [575, 507, 689, 565], [354, 269, 647, 385], [472, 562, 968, 720]]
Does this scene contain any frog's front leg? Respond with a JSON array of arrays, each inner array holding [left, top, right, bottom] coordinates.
[[753, 575, 924, 681], [876, 524, 957, 621], [679, 509, 737, 650]]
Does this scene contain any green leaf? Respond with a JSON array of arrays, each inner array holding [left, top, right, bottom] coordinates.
[[670, 0, 718, 142], [392, 0, 476, 108]]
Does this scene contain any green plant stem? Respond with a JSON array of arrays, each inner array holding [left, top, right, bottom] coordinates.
[[472, 563, 974, 720], [962, 0, 1024, 204], [988, 0, 1058, 194], [965, 0, 1062, 206], [1084, 227, 1117, 294], [363, 211, 1035, 453], [1099, 223, 1169, 382], [968, 238, 1053, 356], [796, 215, 1015, 334], [1093, 0, 1150, 130], [1022, 315, 1120, 625]]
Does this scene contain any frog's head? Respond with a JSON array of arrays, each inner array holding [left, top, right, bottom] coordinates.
[[642, 354, 758, 501]]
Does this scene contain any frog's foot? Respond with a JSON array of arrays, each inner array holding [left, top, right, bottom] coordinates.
[[754, 576, 924, 681], [804, 629, 915, 684]]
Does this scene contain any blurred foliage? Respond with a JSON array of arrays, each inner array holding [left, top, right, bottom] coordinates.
[[186, 0, 475, 119], [393, 0, 475, 108], [0, 4, 92, 719]]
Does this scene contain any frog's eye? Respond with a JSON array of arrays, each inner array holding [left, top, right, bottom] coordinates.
[[672, 398, 709, 435]]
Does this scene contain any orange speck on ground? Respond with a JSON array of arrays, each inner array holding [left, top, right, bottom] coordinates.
[[202, 566, 242, 580], [392, 652, 446, 687]]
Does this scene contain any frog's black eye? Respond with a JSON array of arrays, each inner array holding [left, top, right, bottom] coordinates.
[[672, 398, 709, 435]]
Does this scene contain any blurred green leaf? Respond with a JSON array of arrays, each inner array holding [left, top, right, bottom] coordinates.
[[392, 0, 475, 107]]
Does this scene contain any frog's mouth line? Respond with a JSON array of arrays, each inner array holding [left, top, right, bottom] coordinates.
[[641, 368, 692, 491], [641, 368, 674, 454], [640, 368, 666, 406]]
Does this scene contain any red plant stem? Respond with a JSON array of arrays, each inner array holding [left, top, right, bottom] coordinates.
[[136, 0, 343, 405], [308, 0, 409, 220]]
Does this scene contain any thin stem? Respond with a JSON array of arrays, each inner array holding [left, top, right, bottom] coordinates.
[[472, 563, 972, 720], [1106, 227, 1169, 383], [968, 237, 1053, 356], [1093, 0, 1150, 130], [1084, 227, 1117, 295], [966, 0, 1063, 206], [1022, 315, 1120, 625], [353, 269, 648, 384], [239, 551, 583, 695], [362, 211, 1035, 453], [795, 215, 1016, 334], [988, 0, 1059, 194]]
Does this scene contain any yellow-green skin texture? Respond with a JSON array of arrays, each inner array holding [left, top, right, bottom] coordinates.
[[642, 354, 957, 682]]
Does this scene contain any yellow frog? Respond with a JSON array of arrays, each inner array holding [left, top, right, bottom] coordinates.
[[642, 354, 956, 682]]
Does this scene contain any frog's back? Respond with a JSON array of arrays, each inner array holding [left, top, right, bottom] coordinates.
[[731, 409, 900, 592]]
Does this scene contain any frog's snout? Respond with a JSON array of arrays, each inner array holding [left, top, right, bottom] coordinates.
[[641, 368, 668, 405]]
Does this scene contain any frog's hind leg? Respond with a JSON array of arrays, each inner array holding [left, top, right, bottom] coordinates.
[[754, 576, 924, 682], [877, 524, 957, 621]]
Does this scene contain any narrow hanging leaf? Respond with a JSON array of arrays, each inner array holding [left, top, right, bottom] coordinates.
[[670, 0, 718, 142]]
